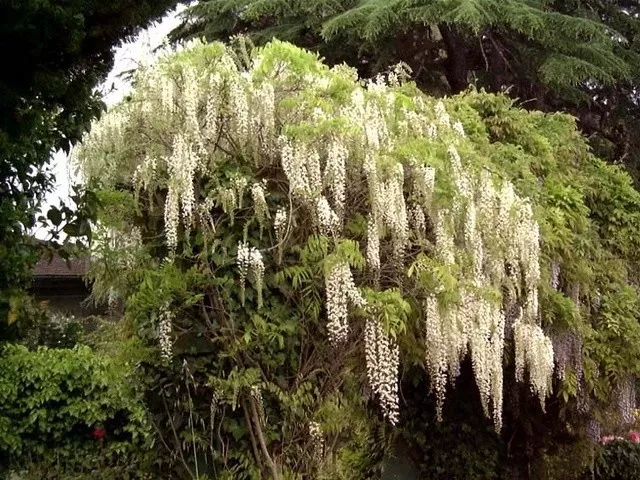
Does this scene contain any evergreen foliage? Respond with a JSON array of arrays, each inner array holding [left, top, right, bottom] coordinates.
[[72, 40, 640, 478]]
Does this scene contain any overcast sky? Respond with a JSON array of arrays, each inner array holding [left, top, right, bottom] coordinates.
[[37, 5, 185, 237]]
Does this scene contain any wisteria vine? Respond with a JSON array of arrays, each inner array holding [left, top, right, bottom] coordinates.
[[74, 39, 559, 428]]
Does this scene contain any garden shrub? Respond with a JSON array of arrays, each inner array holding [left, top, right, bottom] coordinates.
[[0, 344, 151, 479], [593, 440, 640, 480], [0, 296, 84, 348]]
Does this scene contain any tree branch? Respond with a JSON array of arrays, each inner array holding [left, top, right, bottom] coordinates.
[[249, 394, 281, 479], [242, 397, 266, 475]]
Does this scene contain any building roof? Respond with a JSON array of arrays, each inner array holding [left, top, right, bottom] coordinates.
[[34, 255, 89, 278]]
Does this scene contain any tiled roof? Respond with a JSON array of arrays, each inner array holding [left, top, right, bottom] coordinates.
[[34, 255, 89, 278]]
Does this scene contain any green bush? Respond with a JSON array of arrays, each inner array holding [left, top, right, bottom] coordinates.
[[0, 344, 152, 479], [593, 440, 640, 480]]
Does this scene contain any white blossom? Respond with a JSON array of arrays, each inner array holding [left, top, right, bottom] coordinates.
[[452, 121, 465, 137], [132, 156, 157, 192], [237, 242, 265, 308], [434, 211, 455, 265], [250, 248, 265, 308], [325, 262, 365, 344], [205, 73, 220, 138], [232, 175, 248, 208], [309, 421, 325, 461], [183, 66, 200, 141], [366, 214, 380, 272], [514, 319, 554, 409], [159, 302, 174, 360], [365, 314, 400, 424], [164, 187, 180, 252], [435, 101, 451, 128], [237, 241, 251, 293], [274, 207, 287, 243], [229, 79, 249, 142], [379, 164, 408, 260], [75, 40, 556, 430], [551, 261, 561, 291], [280, 137, 312, 202], [410, 204, 426, 237], [325, 139, 347, 219], [161, 75, 175, 113], [251, 181, 269, 229], [165, 134, 199, 234], [316, 196, 340, 236], [412, 163, 436, 209]]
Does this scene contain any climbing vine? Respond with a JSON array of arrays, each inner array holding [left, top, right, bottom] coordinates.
[[74, 39, 640, 477]]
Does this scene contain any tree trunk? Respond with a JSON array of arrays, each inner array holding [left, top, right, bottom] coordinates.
[[440, 24, 468, 93]]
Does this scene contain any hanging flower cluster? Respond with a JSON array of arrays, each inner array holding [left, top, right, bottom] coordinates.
[[364, 313, 400, 424], [308, 421, 324, 462], [251, 181, 269, 230], [159, 302, 174, 361], [514, 319, 554, 407], [132, 156, 157, 193], [325, 262, 366, 344], [74, 40, 556, 429], [274, 207, 287, 243], [237, 241, 265, 308], [326, 140, 347, 220]]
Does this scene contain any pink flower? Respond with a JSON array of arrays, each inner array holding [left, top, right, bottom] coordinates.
[[629, 431, 640, 443], [600, 435, 615, 445]]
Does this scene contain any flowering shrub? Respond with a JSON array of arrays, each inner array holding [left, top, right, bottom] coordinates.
[[72, 40, 640, 477], [76, 39, 552, 426]]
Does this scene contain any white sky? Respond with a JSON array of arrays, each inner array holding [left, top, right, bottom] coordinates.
[[37, 5, 185, 237]]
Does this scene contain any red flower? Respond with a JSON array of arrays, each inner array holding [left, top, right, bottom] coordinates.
[[91, 426, 106, 440], [629, 431, 640, 443]]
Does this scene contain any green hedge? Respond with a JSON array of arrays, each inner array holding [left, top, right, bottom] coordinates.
[[0, 344, 151, 479]]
